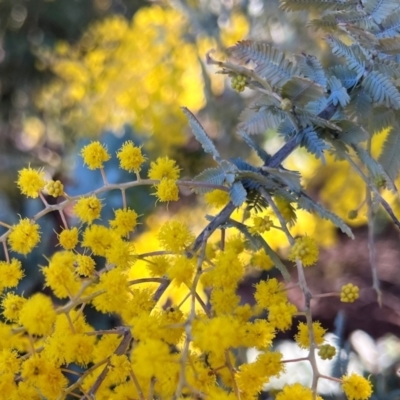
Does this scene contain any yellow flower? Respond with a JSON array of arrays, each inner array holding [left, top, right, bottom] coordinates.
[[75, 254, 96, 276], [109, 208, 138, 236], [8, 218, 41, 255], [81, 224, 114, 256], [341, 283, 360, 303], [268, 302, 297, 331], [42, 251, 81, 299], [148, 156, 180, 180], [73, 195, 102, 224], [146, 255, 170, 277], [276, 383, 323, 400], [19, 293, 56, 336], [342, 373, 373, 400], [167, 255, 196, 286], [16, 167, 46, 198], [288, 236, 319, 266], [58, 227, 79, 250], [154, 178, 179, 202], [0, 349, 21, 375], [295, 321, 326, 349], [251, 249, 274, 271], [81, 141, 111, 169], [0, 259, 24, 289], [157, 220, 194, 253], [248, 215, 273, 235], [254, 278, 287, 309], [116, 141, 146, 172], [1, 292, 26, 322], [204, 189, 230, 207]]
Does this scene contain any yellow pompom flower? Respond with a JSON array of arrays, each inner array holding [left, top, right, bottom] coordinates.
[[167, 255, 196, 286], [0, 349, 21, 375], [204, 189, 230, 207], [248, 215, 273, 235], [19, 293, 56, 336], [148, 156, 180, 180], [73, 195, 102, 224], [8, 218, 41, 255], [58, 227, 79, 250], [75, 254, 96, 276], [268, 302, 297, 331], [110, 208, 138, 236], [1, 292, 26, 322], [276, 383, 323, 400], [16, 167, 46, 198], [0, 259, 24, 290], [146, 255, 170, 277], [342, 373, 373, 400], [341, 283, 360, 303], [288, 236, 319, 266], [254, 278, 288, 309], [154, 178, 179, 202], [295, 321, 326, 349], [81, 141, 111, 169], [81, 224, 114, 256], [116, 141, 146, 172], [251, 249, 274, 271], [157, 220, 194, 253]]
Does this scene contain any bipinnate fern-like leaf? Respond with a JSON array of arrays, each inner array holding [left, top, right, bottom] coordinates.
[[378, 37, 400, 55], [329, 66, 359, 89], [345, 87, 372, 120], [192, 168, 227, 194], [229, 181, 247, 207], [325, 36, 366, 76], [374, 10, 400, 38], [327, 76, 351, 107], [239, 105, 285, 134], [362, 71, 400, 109], [374, 59, 400, 79], [378, 125, 400, 180], [363, 0, 400, 25], [294, 54, 328, 89], [281, 77, 325, 106], [182, 107, 221, 163], [228, 41, 300, 88], [296, 127, 329, 160], [280, 0, 352, 12], [298, 194, 354, 238]]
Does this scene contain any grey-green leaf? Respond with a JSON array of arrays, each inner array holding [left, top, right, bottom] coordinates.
[[182, 107, 221, 163]]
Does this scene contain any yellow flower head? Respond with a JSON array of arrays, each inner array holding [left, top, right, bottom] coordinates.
[[268, 301, 297, 331], [249, 215, 273, 235], [19, 293, 56, 336], [110, 208, 138, 236], [1, 292, 26, 322], [8, 218, 41, 255], [58, 227, 79, 250], [153, 178, 179, 202], [276, 383, 323, 400], [157, 220, 194, 253], [116, 141, 146, 172], [204, 189, 230, 208], [74, 195, 102, 224], [342, 373, 373, 400], [251, 249, 274, 271], [148, 156, 180, 180], [0, 259, 24, 290], [341, 283, 360, 303], [75, 254, 96, 276], [17, 167, 46, 198], [81, 141, 111, 170], [288, 236, 319, 266], [295, 321, 326, 349], [254, 278, 287, 309]]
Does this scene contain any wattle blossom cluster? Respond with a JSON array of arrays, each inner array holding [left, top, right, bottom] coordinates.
[[0, 140, 372, 400]]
